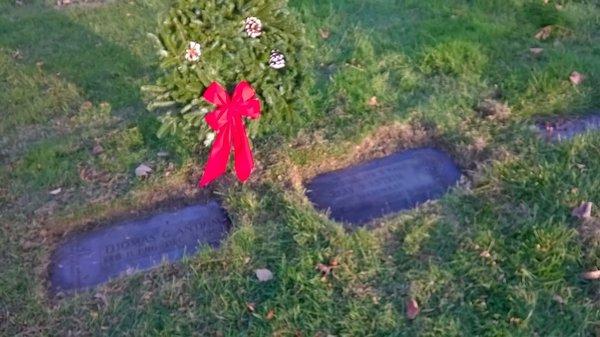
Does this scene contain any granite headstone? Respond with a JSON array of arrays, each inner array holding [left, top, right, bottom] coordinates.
[[49, 202, 230, 293], [306, 147, 461, 225]]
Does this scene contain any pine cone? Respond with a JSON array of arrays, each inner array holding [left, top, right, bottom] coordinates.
[[269, 50, 286, 69], [184, 41, 202, 62], [244, 17, 263, 38]]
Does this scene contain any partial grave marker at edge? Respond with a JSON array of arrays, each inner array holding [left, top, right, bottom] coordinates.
[[537, 113, 600, 141]]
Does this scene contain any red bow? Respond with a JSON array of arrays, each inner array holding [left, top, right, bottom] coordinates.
[[199, 81, 261, 187]]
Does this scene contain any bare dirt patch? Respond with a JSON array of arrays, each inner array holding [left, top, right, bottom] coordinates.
[[282, 121, 436, 190], [273, 119, 499, 194]]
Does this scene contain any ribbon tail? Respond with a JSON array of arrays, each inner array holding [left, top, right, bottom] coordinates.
[[199, 127, 231, 187], [232, 119, 253, 183]]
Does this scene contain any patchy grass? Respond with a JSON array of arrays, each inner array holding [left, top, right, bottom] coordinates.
[[1, 0, 599, 336]]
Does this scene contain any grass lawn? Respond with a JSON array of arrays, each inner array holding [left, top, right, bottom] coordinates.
[[1, 0, 599, 336]]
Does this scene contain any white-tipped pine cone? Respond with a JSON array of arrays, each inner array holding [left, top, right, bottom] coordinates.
[[244, 17, 263, 38], [269, 50, 286, 69], [184, 41, 201, 62]]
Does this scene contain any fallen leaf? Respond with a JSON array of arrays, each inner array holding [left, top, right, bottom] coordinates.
[[80, 101, 93, 111], [406, 298, 420, 320], [246, 302, 256, 312], [157, 151, 169, 158], [92, 144, 104, 156], [529, 47, 544, 56], [479, 250, 491, 258], [316, 263, 334, 276], [572, 202, 593, 220], [135, 164, 153, 178], [255, 268, 273, 282], [319, 28, 330, 39], [581, 270, 600, 280], [569, 71, 585, 85], [49, 188, 62, 195], [552, 294, 566, 304], [534, 25, 553, 40], [367, 96, 379, 107], [265, 309, 275, 320], [11, 50, 23, 60]]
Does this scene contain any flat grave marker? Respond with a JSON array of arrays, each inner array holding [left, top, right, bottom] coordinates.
[[538, 113, 600, 141], [306, 147, 461, 225], [49, 202, 230, 293]]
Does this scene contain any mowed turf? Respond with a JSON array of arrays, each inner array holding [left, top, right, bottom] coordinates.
[[1, 0, 599, 336]]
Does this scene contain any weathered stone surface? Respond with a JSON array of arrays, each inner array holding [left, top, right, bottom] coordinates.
[[306, 148, 461, 225], [538, 113, 600, 141], [49, 202, 230, 293]]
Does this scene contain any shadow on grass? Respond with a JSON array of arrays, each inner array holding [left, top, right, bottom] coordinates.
[[0, 2, 188, 162], [0, 2, 150, 109]]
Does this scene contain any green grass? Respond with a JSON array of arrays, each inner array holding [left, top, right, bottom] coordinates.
[[1, 0, 599, 336]]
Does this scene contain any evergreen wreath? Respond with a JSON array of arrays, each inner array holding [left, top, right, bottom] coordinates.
[[143, 0, 314, 145]]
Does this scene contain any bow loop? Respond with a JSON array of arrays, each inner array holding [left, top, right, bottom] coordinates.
[[205, 107, 228, 131], [203, 82, 229, 106], [232, 81, 256, 103], [231, 81, 261, 119]]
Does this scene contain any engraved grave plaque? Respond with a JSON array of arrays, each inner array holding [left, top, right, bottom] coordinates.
[[49, 202, 230, 293], [306, 147, 461, 225]]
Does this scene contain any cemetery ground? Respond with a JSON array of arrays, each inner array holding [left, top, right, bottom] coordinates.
[[1, 0, 599, 336]]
